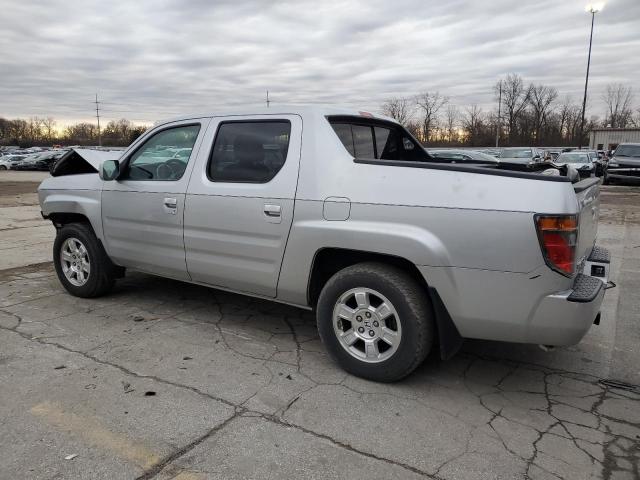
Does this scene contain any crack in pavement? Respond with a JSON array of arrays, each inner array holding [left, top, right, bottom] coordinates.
[[134, 408, 243, 480], [0, 320, 439, 479], [2, 288, 639, 479]]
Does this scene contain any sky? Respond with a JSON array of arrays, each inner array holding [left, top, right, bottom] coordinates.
[[1, 0, 638, 126]]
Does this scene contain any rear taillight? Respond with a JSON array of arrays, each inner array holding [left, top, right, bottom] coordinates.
[[535, 214, 578, 276]]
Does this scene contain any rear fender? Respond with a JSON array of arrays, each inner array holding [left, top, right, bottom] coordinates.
[[277, 218, 451, 306]]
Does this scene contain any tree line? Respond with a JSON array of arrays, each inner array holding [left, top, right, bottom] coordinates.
[[0, 117, 148, 147], [1, 75, 638, 148], [382, 74, 639, 147]]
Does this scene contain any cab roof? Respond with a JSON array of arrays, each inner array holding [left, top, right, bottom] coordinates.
[[155, 105, 396, 127]]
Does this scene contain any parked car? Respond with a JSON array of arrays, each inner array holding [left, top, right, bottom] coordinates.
[[12, 150, 66, 171], [555, 152, 595, 178], [497, 147, 544, 165], [427, 149, 500, 164], [580, 150, 608, 177], [604, 143, 640, 185], [1, 154, 27, 169], [38, 107, 611, 382], [480, 148, 501, 158], [0, 158, 13, 170], [543, 150, 561, 161]]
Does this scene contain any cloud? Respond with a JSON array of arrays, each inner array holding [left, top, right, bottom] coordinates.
[[0, 0, 637, 124]]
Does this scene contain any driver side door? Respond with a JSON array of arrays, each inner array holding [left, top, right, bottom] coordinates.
[[101, 119, 209, 280]]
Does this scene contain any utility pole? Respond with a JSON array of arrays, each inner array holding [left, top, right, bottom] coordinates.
[[94, 93, 102, 147], [579, 3, 602, 149], [266, 90, 270, 108], [495, 80, 502, 148]]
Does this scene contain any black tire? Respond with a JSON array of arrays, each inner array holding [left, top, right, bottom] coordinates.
[[53, 223, 116, 298], [317, 262, 435, 382], [0, 166, 6, 170]]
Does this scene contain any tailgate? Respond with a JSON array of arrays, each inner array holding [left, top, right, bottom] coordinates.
[[574, 178, 600, 263]]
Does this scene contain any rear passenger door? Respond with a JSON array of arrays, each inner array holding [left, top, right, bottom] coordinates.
[[184, 115, 302, 297]]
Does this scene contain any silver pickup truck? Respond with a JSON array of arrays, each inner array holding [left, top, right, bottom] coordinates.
[[38, 107, 611, 382]]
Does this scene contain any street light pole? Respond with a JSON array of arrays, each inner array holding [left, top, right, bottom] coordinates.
[[578, 3, 602, 149]]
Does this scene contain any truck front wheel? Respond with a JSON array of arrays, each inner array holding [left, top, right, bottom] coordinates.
[[317, 262, 435, 382], [53, 223, 116, 298]]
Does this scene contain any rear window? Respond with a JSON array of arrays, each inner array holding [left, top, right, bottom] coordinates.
[[329, 118, 428, 162]]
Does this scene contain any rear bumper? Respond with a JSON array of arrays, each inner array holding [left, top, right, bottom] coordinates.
[[526, 273, 605, 345], [513, 246, 611, 346], [418, 246, 612, 347]]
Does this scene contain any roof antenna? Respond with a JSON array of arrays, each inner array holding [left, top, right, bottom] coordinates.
[[266, 90, 270, 108]]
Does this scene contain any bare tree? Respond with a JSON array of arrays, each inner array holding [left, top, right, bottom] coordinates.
[[529, 84, 558, 145], [381, 97, 414, 125], [41, 117, 57, 142], [415, 91, 448, 144], [444, 105, 459, 144], [461, 105, 484, 146], [26, 117, 44, 143], [603, 84, 634, 128], [497, 74, 531, 145]]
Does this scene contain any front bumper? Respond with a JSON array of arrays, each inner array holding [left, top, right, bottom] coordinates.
[[606, 167, 640, 180]]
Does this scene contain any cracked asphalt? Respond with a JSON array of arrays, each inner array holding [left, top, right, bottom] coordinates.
[[0, 171, 639, 479]]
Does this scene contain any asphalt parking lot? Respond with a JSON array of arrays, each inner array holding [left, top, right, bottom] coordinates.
[[0, 171, 638, 479]]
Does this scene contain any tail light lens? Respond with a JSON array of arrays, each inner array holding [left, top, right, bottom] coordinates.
[[535, 215, 578, 276]]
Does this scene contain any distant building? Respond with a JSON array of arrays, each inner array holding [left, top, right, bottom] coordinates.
[[589, 128, 640, 151]]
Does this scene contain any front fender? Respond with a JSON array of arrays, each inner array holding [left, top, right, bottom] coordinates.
[[39, 183, 104, 242]]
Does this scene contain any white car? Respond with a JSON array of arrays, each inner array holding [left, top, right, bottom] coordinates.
[[0, 158, 12, 170], [0, 154, 27, 170]]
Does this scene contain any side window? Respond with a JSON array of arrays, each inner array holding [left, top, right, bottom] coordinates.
[[332, 124, 355, 156], [208, 121, 291, 183], [352, 125, 375, 159], [123, 124, 200, 181], [374, 126, 394, 158], [329, 120, 427, 162]]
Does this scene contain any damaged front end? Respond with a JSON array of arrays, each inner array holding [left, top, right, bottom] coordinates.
[[50, 148, 123, 176]]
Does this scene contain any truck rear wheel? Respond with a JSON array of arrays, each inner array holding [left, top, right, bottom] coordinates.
[[53, 223, 116, 298], [316, 262, 434, 382]]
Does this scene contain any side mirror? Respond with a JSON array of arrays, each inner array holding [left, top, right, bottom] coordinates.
[[100, 160, 120, 181]]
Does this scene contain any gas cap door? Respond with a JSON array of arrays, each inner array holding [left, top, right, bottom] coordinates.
[[323, 197, 351, 221]]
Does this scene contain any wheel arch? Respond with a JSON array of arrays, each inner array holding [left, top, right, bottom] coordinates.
[[41, 192, 104, 241], [307, 247, 463, 360]]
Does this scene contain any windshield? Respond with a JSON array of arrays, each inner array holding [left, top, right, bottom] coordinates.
[[614, 145, 640, 158], [499, 148, 532, 159], [557, 153, 590, 164]]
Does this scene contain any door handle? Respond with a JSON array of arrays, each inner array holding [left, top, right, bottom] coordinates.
[[263, 204, 281, 217], [163, 197, 178, 215]]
